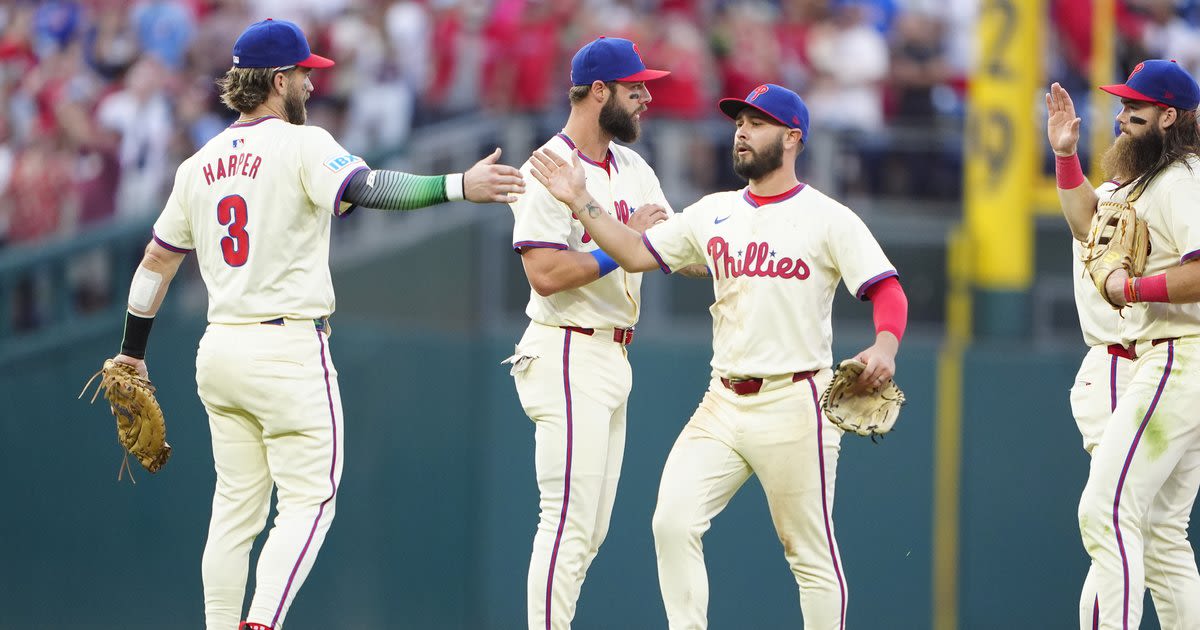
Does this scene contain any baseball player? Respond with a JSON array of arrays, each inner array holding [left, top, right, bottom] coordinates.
[[105, 19, 523, 630], [1049, 61, 1200, 629], [1049, 80, 1200, 629], [527, 83, 909, 630], [504, 36, 703, 630]]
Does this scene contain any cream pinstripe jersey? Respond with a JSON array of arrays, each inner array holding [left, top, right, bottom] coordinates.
[[510, 133, 672, 329], [152, 116, 367, 324], [1074, 181, 1126, 347], [643, 184, 895, 378], [1115, 156, 1200, 344]]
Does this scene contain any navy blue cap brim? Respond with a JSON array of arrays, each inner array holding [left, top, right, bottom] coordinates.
[[718, 98, 796, 129]]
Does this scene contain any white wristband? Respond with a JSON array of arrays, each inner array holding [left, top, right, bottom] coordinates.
[[445, 173, 465, 201]]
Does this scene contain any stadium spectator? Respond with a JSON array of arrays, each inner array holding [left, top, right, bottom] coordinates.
[[805, 0, 889, 133]]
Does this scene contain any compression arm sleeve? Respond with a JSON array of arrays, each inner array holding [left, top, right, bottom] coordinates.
[[864, 276, 908, 342], [340, 169, 459, 212]]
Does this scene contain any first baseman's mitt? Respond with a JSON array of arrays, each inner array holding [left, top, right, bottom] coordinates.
[[80, 359, 171, 480], [820, 359, 905, 440], [1081, 200, 1149, 309]]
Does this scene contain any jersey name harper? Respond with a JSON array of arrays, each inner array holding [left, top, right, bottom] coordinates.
[[201, 152, 263, 185]]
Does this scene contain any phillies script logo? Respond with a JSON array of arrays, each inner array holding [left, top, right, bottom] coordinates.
[[707, 237, 810, 281], [574, 200, 632, 243]]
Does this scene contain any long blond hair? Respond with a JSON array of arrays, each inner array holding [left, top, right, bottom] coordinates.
[[215, 67, 278, 114]]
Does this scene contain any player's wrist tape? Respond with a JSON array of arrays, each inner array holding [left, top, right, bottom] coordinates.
[[590, 249, 619, 277], [1055, 153, 1086, 189], [120, 311, 155, 359], [1128, 274, 1169, 303], [445, 174, 465, 202]]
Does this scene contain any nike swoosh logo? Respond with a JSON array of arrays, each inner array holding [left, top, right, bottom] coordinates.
[[714, 215, 731, 224]]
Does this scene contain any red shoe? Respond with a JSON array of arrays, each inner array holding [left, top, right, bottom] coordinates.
[[239, 623, 272, 630]]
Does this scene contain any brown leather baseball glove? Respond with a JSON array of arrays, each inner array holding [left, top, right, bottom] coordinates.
[[80, 359, 171, 480], [1081, 200, 1150, 309], [820, 359, 905, 440]]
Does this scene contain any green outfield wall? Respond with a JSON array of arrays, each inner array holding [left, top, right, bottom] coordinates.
[[3, 313, 1194, 629]]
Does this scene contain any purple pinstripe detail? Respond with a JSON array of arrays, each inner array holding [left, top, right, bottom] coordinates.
[[1109, 355, 1119, 412], [151, 230, 192, 253], [514, 240, 569, 253], [544, 329, 576, 630], [642, 233, 672, 274], [855, 270, 899, 300], [333, 165, 369, 217], [1112, 341, 1174, 630], [270, 328, 339, 628], [807, 377, 847, 629], [1181, 248, 1200, 264], [1093, 597, 1100, 630]]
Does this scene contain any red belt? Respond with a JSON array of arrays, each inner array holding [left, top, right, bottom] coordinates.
[[720, 370, 817, 396], [1106, 337, 1177, 360], [561, 325, 635, 346]]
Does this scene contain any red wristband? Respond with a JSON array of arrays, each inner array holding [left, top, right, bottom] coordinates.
[[1055, 153, 1086, 189], [1124, 277, 1136, 304], [1135, 274, 1170, 303]]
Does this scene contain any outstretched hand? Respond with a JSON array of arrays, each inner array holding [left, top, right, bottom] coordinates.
[[464, 148, 526, 204], [1046, 82, 1082, 157], [529, 149, 589, 208]]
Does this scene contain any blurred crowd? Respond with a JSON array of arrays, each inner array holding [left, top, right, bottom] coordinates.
[[2, 0, 1200, 251]]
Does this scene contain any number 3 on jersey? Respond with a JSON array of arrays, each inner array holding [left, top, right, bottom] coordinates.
[[217, 194, 249, 267]]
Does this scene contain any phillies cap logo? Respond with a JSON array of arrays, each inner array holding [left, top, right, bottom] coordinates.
[[1129, 62, 1145, 80], [748, 85, 770, 102], [632, 42, 641, 58]]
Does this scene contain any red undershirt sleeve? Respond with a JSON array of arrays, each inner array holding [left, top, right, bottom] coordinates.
[[864, 276, 908, 342]]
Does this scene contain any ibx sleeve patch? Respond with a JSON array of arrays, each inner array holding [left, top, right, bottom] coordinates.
[[324, 154, 363, 173]]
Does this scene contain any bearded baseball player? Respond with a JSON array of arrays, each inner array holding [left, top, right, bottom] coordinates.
[[1050, 60, 1200, 629], [504, 36, 705, 630], [1049, 80, 1200, 629], [528, 83, 908, 629], [106, 19, 523, 630]]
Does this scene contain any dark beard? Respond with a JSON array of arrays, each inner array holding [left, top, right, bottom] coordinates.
[[599, 92, 640, 143], [284, 86, 307, 125], [1101, 128, 1163, 181], [732, 135, 785, 181]]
